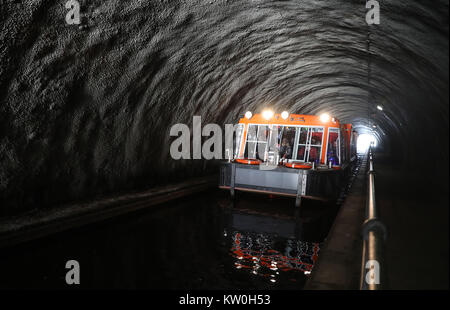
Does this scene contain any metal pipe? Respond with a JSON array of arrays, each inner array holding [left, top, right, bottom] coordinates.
[[360, 147, 387, 290], [367, 166, 377, 219]]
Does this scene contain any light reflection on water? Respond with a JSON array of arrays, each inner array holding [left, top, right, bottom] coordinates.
[[219, 193, 336, 287], [0, 191, 336, 289], [225, 220, 321, 285], [230, 231, 320, 279]]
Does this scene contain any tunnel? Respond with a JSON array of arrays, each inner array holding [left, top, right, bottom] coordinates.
[[0, 0, 448, 293]]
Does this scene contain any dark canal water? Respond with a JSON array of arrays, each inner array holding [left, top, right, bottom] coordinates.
[[0, 190, 339, 289]]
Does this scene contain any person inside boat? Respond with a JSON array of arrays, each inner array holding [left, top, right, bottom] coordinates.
[[309, 147, 319, 163], [280, 138, 292, 159], [327, 145, 340, 165]]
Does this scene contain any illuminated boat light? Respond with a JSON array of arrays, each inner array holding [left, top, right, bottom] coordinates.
[[262, 109, 274, 120], [319, 113, 330, 123]]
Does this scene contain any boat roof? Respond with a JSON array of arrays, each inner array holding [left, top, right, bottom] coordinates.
[[238, 113, 342, 127]]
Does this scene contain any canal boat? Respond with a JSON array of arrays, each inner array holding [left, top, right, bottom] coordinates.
[[219, 111, 357, 207]]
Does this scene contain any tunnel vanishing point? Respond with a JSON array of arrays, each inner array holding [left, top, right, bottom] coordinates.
[[0, 0, 448, 217]]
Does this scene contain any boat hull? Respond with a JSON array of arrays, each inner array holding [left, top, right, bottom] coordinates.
[[219, 162, 350, 205]]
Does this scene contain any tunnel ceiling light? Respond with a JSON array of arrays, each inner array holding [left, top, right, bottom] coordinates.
[[376, 105, 383, 111], [319, 113, 330, 123], [281, 111, 289, 120], [245, 111, 253, 119], [262, 109, 274, 120]]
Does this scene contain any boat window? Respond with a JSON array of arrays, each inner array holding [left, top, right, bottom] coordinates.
[[295, 127, 324, 163], [298, 127, 308, 144], [244, 124, 269, 160], [279, 126, 296, 160], [308, 128, 323, 163], [267, 125, 281, 162], [296, 127, 308, 161], [327, 128, 340, 165], [233, 124, 245, 158]]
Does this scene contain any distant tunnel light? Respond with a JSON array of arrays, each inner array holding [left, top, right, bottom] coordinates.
[[319, 113, 330, 123], [245, 111, 253, 119], [357, 134, 377, 153], [376, 105, 383, 111], [262, 109, 274, 120]]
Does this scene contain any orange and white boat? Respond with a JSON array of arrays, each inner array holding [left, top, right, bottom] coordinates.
[[219, 110, 357, 207]]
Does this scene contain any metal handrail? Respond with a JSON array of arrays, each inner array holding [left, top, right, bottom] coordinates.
[[360, 147, 387, 290]]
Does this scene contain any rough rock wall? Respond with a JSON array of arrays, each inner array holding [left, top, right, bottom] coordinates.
[[0, 0, 448, 215]]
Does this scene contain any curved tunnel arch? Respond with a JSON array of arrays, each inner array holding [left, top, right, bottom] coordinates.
[[0, 0, 448, 214]]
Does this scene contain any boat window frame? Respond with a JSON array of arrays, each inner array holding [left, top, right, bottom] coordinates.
[[325, 127, 341, 165], [233, 123, 245, 159], [294, 126, 324, 163], [277, 125, 297, 160], [242, 124, 271, 160], [240, 123, 325, 163]]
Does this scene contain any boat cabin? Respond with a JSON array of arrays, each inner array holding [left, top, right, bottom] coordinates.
[[232, 112, 356, 168]]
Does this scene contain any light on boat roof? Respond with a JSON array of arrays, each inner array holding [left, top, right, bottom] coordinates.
[[281, 111, 289, 120], [377, 105, 383, 111], [245, 111, 253, 119], [319, 113, 330, 123], [262, 109, 274, 120]]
